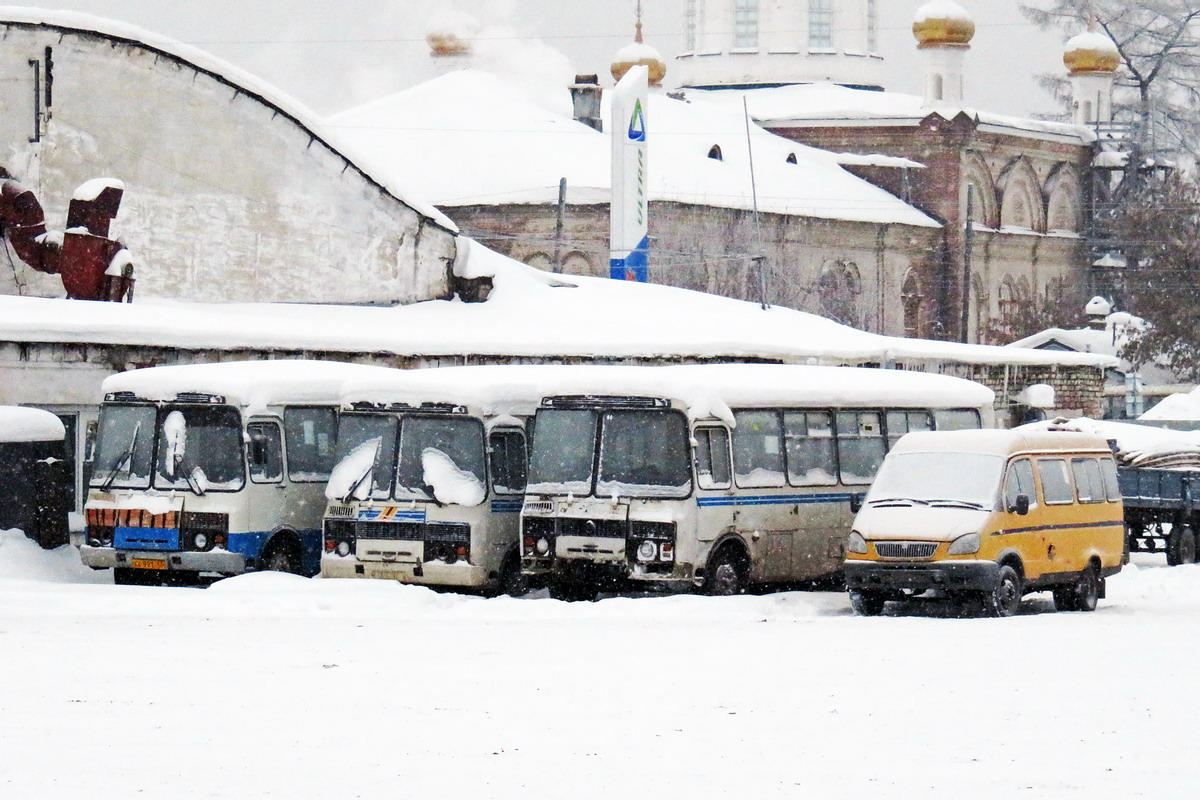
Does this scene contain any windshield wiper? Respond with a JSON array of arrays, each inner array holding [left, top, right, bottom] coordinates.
[[173, 453, 206, 497], [867, 496, 931, 506], [99, 421, 142, 490], [341, 439, 382, 503], [927, 499, 989, 510]]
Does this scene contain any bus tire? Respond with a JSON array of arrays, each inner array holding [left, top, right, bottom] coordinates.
[[981, 565, 1022, 618], [548, 580, 597, 602], [261, 535, 302, 574], [849, 591, 886, 616], [497, 553, 528, 598], [704, 547, 747, 596], [1054, 564, 1099, 612], [1166, 526, 1196, 566]]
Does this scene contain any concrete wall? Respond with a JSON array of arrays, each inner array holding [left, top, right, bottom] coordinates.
[[0, 19, 456, 305]]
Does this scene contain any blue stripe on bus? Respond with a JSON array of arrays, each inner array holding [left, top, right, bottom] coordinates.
[[696, 493, 856, 507]]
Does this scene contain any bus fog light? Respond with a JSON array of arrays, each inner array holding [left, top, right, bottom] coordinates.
[[660, 542, 675, 562], [636, 540, 658, 562], [847, 531, 868, 554], [948, 533, 980, 555], [335, 541, 352, 557], [536, 537, 551, 556]]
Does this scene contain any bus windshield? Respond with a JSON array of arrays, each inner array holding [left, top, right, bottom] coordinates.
[[154, 405, 245, 493], [597, 410, 691, 498], [867, 452, 1004, 509], [527, 409, 597, 495], [395, 416, 486, 504], [91, 404, 157, 490], [329, 412, 398, 501]]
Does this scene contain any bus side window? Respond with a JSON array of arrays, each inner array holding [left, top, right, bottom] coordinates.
[[886, 409, 932, 450], [1038, 458, 1075, 505], [283, 407, 337, 482], [1099, 457, 1122, 501], [783, 411, 836, 486], [694, 426, 732, 490], [731, 410, 785, 488], [489, 429, 527, 494], [1004, 458, 1037, 511], [836, 411, 885, 485], [247, 421, 283, 484], [1072, 458, 1105, 504], [934, 408, 981, 431]]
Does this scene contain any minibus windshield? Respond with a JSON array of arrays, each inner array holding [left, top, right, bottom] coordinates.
[[527, 409, 597, 495], [395, 416, 486, 504], [91, 404, 157, 490], [597, 410, 691, 498], [330, 413, 398, 500], [866, 452, 1004, 509], [154, 405, 245, 493]]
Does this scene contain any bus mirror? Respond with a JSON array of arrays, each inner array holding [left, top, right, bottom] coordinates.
[[849, 493, 864, 514], [1013, 494, 1030, 516]]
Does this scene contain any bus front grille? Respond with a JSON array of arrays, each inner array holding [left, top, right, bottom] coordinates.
[[874, 541, 938, 559]]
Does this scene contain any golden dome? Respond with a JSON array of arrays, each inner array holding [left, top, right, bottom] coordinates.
[[1064, 31, 1120, 76], [913, 1, 976, 49], [611, 18, 666, 86], [427, 30, 471, 58]]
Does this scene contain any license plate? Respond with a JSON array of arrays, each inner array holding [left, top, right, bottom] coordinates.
[[130, 558, 166, 570]]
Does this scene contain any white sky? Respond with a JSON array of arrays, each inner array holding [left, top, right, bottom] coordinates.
[[20, 1, 1069, 118]]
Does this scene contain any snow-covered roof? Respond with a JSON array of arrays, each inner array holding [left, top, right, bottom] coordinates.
[[691, 82, 1094, 145], [1065, 31, 1120, 57], [0, 406, 65, 443], [1141, 391, 1200, 422], [341, 362, 994, 423], [102, 360, 398, 409], [0, 6, 455, 232], [0, 240, 1116, 371], [322, 70, 939, 228], [915, 1, 973, 25], [1008, 312, 1176, 385], [1022, 417, 1200, 468]]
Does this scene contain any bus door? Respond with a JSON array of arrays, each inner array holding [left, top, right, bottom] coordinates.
[[730, 410, 795, 581], [782, 410, 848, 578], [692, 425, 735, 546]]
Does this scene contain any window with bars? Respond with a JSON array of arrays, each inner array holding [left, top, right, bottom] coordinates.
[[867, 0, 878, 52], [685, 0, 697, 50], [809, 0, 833, 49], [734, 0, 759, 49]]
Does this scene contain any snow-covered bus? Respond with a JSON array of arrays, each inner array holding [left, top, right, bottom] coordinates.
[[80, 360, 392, 585], [518, 364, 996, 599], [1, 406, 70, 549], [320, 366, 541, 595]]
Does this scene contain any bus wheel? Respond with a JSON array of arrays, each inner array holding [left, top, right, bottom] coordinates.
[[548, 580, 597, 602], [849, 591, 886, 616], [982, 565, 1022, 618], [261, 537, 302, 574], [704, 548, 747, 596], [1054, 564, 1100, 612], [113, 567, 160, 586], [498, 554, 528, 598], [1167, 526, 1197, 566]]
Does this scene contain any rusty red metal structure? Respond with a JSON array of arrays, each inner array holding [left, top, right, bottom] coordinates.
[[0, 171, 134, 302]]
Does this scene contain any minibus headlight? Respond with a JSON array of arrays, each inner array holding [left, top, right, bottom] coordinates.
[[535, 537, 551, 556], [847, 531, 868, 555], [948, 533, 981, 555], [636, 540, 658, 562], [335, 541, 352, 557]]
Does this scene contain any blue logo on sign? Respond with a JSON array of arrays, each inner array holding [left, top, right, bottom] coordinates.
[[628, 100, 646, 142]]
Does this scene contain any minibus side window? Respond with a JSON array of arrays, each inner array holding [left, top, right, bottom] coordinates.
[[886, 410, 932, 450], [934, 409, 981, 431], [783, 411, 836, 486], [1038, 458, 1075, 505], [489, 429, 527, 495], [732, 410, 785, 488], [836, 411, 885, 485], [1100, 458, 1122, 501], [1004, 458, 1037, 511], [247, 421, 283, 484], [283, 407, 337, 482], [694, 426, 732, 490]]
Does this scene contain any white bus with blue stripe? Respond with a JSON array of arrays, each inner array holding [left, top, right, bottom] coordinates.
[[80, 360, 394, 585], [517, 364, 995, 600], [320, 366, 541, 595]]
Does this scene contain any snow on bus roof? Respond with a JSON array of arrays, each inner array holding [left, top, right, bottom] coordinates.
[[341, 363, 995, 425], [0, 406, 65, 443], [0, 241, 1116, 371], [0, 7, 454, 232], [102, 360, 398, 411]]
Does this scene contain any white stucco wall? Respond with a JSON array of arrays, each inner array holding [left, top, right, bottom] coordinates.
[[0, 18, 457, 305]]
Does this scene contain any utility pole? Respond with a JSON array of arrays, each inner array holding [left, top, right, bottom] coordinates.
[[962, 184, 974, 342], [553, 177, 566, 273]]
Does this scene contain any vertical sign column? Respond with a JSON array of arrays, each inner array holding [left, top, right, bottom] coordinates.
[[609, 65, 649, 282]]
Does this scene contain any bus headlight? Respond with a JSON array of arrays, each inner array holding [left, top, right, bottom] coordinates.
[[636, 540, 658, 562], [536, 537, 551, 556], [335, 540, 352, 557], [847, 531, 868, 554], [192, 532, 209, 550], [948, 533, 981, 555]]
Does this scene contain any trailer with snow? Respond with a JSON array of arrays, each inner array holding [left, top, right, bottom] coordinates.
[[1118, 467, 1200, 565], [0, 406, 70, 549]]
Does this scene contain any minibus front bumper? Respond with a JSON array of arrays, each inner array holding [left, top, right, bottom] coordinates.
[[844, 559, 999, 594], [80, 545, 246, 574]]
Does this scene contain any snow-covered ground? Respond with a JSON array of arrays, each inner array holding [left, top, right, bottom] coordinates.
[[1, 527, 1196, 799]]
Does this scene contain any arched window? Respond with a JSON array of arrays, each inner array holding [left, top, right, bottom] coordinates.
[[998, 277, 1019, 325], [818, 261, 862, 328], [1045, 165, 1082, 234], [902, 271, 923, 338], [931, 74, 944, 102], [962, 152, 999, 228], [708, 144, 724, 161], [997, 157, 1047, 232], [786, 153, 798, 165]]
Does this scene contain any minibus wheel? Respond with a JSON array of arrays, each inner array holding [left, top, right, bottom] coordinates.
[[1054, 564, 1100, 612], [849, 591, 886, 616], [981, 565, 1022, 618]]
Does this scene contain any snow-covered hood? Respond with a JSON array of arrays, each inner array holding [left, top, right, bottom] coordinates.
[[852, 505, 991, 542]]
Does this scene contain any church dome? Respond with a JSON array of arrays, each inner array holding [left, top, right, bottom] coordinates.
[[1064, 30, 1120, 76], [913, 1, 976, 49], [612, 37, 667, 86], [427, 30, 471, 58]]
